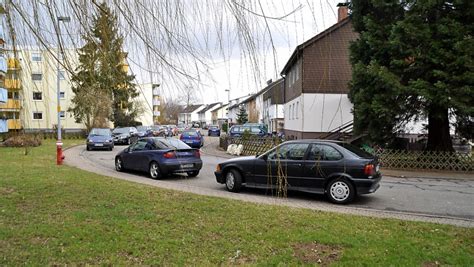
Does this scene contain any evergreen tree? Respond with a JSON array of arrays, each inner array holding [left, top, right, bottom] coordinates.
[[70, 2, 138, 129], [349, 0, 474, 151], [236, 106, 248, 124]]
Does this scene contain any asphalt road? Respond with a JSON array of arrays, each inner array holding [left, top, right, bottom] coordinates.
[[65, 136, 474, 227]]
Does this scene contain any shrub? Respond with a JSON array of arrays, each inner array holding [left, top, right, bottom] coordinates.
[[3, 134, 42, 147]]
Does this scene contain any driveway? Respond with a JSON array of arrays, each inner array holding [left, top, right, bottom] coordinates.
[[64, 136, 474, 228]]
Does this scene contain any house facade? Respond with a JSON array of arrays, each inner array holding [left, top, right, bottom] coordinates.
[[211, 103, 228, 127], [281, 5, 358, 139], [178, 104, 205, 125], [262, 78, 284, 133], [226, 95, 253, 124], [197, 102, 221, 127]]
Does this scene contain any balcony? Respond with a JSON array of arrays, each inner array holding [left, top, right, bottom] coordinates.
[[153, 99, 160, 106], [4, 79, 21, 90], [153, 111, 161, 116], [7, 58, 21, 70], [152, 89, 160, 96], [8, 119, 22, 130], [0, 99, 21, 110], [0, 87, 6, 103]]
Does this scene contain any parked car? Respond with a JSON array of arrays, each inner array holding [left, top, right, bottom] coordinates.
[[243, 122, 268, 133], [214, 140, 382, 204], [115, 137, 202, 178], [150, 125, 164, 136], [228, 125, 266, 137], [86, 128, 114, 151], [180, 129, 204, 148], [136, 126, 152, 137], [208, 125, 221, 136], [112, 127, 138, 145]]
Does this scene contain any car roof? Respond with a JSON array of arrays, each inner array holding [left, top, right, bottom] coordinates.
[[283, 139, 345, 144]]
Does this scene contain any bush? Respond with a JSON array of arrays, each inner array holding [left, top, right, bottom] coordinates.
[[3, 134, 42, 147]]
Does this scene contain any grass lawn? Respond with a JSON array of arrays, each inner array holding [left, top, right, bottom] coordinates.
[[0, 140, 473, 265]]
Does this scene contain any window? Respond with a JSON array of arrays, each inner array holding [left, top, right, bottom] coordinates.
[[59, 111, 66, 118], [59, 70, 65, 80], [33, 112, 43, 120], [32, 73, 43, 81], [308, 144, 343, 161], [130, 140, 147, 151], [296, 102, 299, 119], [32, 53, 42, 62], [8, 91, 20, 100], [33, 92, 42, 100], [60, 92, 65, 99], [267, 143, 309, 160]]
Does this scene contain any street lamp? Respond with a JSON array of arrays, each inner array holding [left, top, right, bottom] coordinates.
[[56, 16, 70, 165]]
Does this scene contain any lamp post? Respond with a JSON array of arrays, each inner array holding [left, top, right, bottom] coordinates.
[[56, 16, 70, 165]]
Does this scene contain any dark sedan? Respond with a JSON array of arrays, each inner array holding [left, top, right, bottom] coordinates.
[[86, 128, 114, 151], [208, 125, 221, 136], [115, 137, 202, 179], [214, 140, 381, 204]]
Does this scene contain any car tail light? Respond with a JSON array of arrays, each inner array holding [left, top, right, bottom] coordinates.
[[364, 164, 375, 176], [194, 150, 201, 158], [163, 151, 176, 159]]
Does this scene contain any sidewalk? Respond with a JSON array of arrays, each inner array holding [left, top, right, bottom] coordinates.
[[202, 142, 474, 180]]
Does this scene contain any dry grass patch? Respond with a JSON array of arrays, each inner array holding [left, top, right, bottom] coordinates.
[[292, 242, 342, 265]]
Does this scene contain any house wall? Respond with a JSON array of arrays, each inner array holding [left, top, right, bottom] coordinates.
[[301, 20, 358, 94], [19, 49, 86, 131], [284, 93, 353, 139], [284, 59, 302, 103], [135, 83, 153, 126], [247, 99, 258, 123]]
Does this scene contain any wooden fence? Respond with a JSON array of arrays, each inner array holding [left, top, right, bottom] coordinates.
[[220, 136, 473, 172]]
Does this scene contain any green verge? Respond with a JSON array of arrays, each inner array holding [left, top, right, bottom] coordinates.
[[0, 140, 473, 266]]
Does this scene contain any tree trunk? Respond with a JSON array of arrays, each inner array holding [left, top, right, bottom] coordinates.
[[426, 105, 453, 152]]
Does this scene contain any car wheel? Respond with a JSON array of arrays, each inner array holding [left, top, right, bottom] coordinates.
[[109, 146, 113, 151], [86, 146, 91, 151], [326, 178, 355, 204], [149, 161, 162, 179], [115, 157, 123, 172], [187, 171, 199, 177], [225, 169, 242, 192]]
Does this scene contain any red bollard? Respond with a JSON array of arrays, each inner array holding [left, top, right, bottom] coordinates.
[[56, 141, 63, 165]]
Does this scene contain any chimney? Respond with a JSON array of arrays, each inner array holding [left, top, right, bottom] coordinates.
[[337, 2, 349, 22]]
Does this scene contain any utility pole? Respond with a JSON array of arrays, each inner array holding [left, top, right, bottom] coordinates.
[[56, 16, 70, 165]]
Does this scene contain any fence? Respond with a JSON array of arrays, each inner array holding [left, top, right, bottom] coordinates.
[[373, 148, 473, 172], [221, 136, 473, 173]]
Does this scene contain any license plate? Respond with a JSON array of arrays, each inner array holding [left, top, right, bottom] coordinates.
[[181, 164, 194, 168], [95, 144, 104, 147]]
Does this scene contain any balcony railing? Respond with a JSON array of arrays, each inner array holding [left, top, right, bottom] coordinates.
[[153, 99, 160, 106], [153, 111, 161, 116], [4, 79, 21, 90], [153, 89, 160, 95], [7, 58, 21, 70], [0, 99, 21, 110], [8, 119, 22, 130]]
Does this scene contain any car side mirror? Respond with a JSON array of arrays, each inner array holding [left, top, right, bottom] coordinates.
[[260, 154, 268, 161]]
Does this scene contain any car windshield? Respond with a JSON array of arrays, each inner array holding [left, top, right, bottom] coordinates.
[[113, 128, 129, 134], [136, 126, 148, 131], [340, 143, 374, 158], [182, 131, 198, 136], [89, 128, 111, 136], [153, 138, 191, 150]]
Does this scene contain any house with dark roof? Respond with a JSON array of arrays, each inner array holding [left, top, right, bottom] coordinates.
[[226, 94, 254, 123], [281, 3, 358, 139], [262, 78, 284, 133], [178, 104, 206, 125], [197, 102, 222, 127]]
